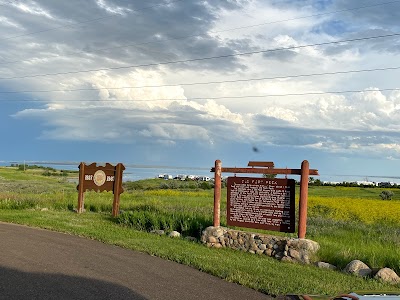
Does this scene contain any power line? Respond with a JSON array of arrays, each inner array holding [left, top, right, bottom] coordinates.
[[1, 66, 399, 94], [1, 0, 399, 66], [1, 32, 399, 81], [2, 88, 399, 102], [0, 0, 185, 42]]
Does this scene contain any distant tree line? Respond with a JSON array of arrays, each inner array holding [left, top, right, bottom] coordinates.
[[10, 164, 72, 177], [308, 177, 399, 188]]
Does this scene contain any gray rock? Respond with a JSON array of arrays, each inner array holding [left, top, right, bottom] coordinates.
[[289, 239, 320, 252], [265, 249, 273, 256], [344, 260, 372, 277], [212, 227, 225, 238], [213, 243, 222, 249], [288, 249, 300, 261], [374, 268, 400, 284], [316, 261, 337, 270], [207, 236, 218, 243], [258, 244, 267, 251], [168, 231, 181, 238]]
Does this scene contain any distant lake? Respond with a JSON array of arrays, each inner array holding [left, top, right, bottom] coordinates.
[[0, 161, 213, 182]]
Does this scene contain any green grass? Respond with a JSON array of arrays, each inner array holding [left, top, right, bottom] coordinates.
[[1, 167, 400, 295], [307, 217, 400, 273], [0, 209, 398, 296]]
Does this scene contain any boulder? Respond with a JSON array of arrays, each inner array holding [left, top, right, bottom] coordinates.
[[374, 268, 400, 284], [343, 260, 372, 277], [168, 231, 181, 238]]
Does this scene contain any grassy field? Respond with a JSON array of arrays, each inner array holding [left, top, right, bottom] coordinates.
[[0, 166, 399, 295]]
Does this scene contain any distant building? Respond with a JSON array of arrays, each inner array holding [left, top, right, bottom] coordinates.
[[175, 174, 187, 181], [356, 181, 377, 186], [378, 182, 394, 188]]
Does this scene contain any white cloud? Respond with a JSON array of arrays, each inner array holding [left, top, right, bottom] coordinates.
[[2, 0, 400, 163], [0, 16, 22, 29], [12, 1, 54, 19], [96, 0, 132, 15]]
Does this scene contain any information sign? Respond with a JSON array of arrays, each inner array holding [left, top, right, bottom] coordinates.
[[77, 162, 125, 217], [227, 177, 295, 232]]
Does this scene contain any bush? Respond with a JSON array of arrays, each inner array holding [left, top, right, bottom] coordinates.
[[380, 190, 394, 200]]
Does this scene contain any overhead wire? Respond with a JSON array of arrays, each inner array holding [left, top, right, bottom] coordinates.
[[1, 32, 399, 81], [2, 88, 399, 102], [0, 66, 400, 94], [1, 0, 399, 66]]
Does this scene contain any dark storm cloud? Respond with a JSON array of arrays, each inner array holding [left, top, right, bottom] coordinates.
[[322, 28, 400, 56], [253, 113, 400, 149], [262, 49, 299, 62], [0, 0, 251, 73], [332, 0, 400, 30]]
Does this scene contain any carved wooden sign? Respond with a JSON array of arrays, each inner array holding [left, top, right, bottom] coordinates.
[[227, 177, 295, 233], [77, 162, 125, 217]]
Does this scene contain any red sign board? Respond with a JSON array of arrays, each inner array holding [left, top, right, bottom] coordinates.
[[227, 177, 295, 233]]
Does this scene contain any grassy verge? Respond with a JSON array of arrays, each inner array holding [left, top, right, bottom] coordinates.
[[1, 167, 400, 295], [0, 209, 398, 296]]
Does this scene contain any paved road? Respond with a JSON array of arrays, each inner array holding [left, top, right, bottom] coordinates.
[[0, 222, 272, 299]]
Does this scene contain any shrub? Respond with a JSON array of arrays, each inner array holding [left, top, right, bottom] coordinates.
[[380, 190, 394, 200]]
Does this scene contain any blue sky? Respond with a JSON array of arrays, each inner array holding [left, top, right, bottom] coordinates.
[[1, 0, 400, 182]]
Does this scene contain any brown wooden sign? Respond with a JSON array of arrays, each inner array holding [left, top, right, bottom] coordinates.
[[77, 162, 125, 217], [227, 177, 295, 233], [211, 159, 319, 239]]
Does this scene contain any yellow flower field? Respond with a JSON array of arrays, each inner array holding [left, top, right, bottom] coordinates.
[[308, 196, 400, 225]]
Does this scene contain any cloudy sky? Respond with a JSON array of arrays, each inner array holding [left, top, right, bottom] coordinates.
[[1, 0, 400, 181]]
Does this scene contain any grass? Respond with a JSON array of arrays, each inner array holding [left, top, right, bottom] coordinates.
[[0, 166, 400, 295], [0, 209, 398, 296]]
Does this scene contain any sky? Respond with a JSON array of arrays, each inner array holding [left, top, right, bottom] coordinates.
[[1, 0, 400, 182]]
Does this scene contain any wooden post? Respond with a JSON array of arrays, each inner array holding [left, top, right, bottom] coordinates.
[[298, 160, 309, 238], [77, 162, 85, 213], [112, 163, 124, 217], [213, 160, 222, 227]]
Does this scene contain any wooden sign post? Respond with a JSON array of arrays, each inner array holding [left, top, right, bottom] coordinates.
[[77, 162, 125, 217], [211, 160, 318, 238]]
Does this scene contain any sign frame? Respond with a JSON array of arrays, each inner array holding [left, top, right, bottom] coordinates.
[[211, 160, 318, 238], [77, 162, 125, 217]]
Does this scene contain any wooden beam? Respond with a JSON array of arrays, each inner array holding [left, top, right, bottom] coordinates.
[[210, 167, 319, 176], [247, 161, 274, 168]]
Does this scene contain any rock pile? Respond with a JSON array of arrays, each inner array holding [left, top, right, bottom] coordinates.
[[201, 226, 319, 264], [342, 260, 400, 285], [201, 227, 400, 285]]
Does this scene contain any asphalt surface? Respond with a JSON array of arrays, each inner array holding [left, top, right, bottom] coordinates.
[[0, 222, 272, 300]]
